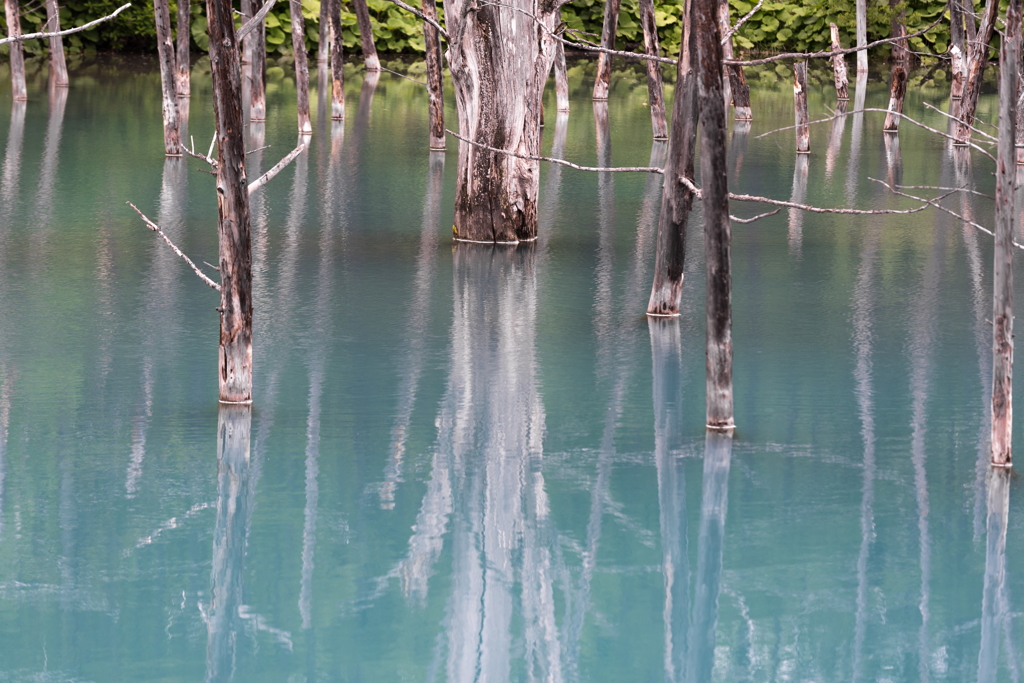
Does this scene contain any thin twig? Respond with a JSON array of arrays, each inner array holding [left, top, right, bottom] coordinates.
[[248, 140, 309, 194], [730, 208, 780, 223], [0, 2, 130, 46], [755, 113, 843, 139], [203, 260, 221, 272], [387, 0, 449, 39], [896, 182, 994, 200], [858, 107, 997, 161], [380, 66, 427, 86], [722, 0, 763, 45], [922, 102, 998, 141], [185, 145, 218, 168], [236, 0, 276, 41], [246, 144, 271, 155], [127, 201, 221, 291]]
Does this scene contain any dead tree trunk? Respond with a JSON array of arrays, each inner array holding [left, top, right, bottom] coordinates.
[[318, 0, 329, 65], [1016, 80, 1024, 164], [154, 0, 182, 155], [592, 0, 621, 100], [956, 0, 1000, 144], [177, 0, 191, 97], [328, 0, 345, 120], [991, 0, 1020, 467], [856, 0, 867, 74], [45, 0, 68, 87], [831, 23, 849, 100], [422, 0, 445, 150], [353, 0, 380, 71], [250, 0, 267, 120], [240, 0, 252, 62], [638, 0, 668, 138], [949, 0, 965, 100], [889, 0, 908, 68], [207, 0, 254, 403], [883, 65, 907, 131], [290, 0, 313, 135], [717, 0, 731, 107], [951, 45, 965, 101], [647, 0, 697, 316], [4, 0, 26, 101], [695, 0, 734, 429], [718, 0, 751, 120], [444, 0, 558, 242], [554, 38, 570, 112], [794, 60, 809, 154]]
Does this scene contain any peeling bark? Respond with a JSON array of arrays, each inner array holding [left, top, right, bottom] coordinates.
[[177, 0, 190, 97], [638, 0, 668, 138], [794, 60, 809, 154], [4, 0, 26, 101], [831, 23, 849, 100], [45, 0, 68, 87], [353, 0, 380, 71], [328, 0, 345, 120], [250, 0, 267, 121], [422, 0, 445, 149], [154, 0, 181, 155], [290, 0, 313, 135], [592, 0, 621, 100]]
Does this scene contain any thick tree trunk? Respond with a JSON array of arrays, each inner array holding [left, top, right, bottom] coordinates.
[[328, 0, 345, 120], [207, 0, 254, 404], [45, 0, 68, 87], [3, 0, 25, 101], [554, 38, 570, 112], [353, 0, 380, 71], [956, 0, 1000, 144], [991, 0, 1019, 467], [250, 0, 267, 120], [647, 0, 698, 316], [856, 0, 867, 74], [695, 0, 734, 430], [831, 23, 849, 100], [883, 65, 907, 131], [444, 0, 557, 243], [422, 0, 445, 149], [290, 0, 313, 135], [592, 0, 621, 100], [794, 60, 809, 154], [177, 0, 191, 97], [318, 0, 329, 65], [154, 0, 182, 155], [638, 0, 668, 139], [728, 65, 752, 121]]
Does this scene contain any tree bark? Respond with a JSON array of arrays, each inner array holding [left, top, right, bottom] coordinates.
[[728, 64, 752, 121], [250, 0, 267, 120], [207, 0, 254, 404], [991, 0, 1019, 467], [444, 0, 558, 243], [290, 0, 313, 135], [422, 0, 445, 149], [831, 23, 849, 100], [353, 0, 380, 71], [794, 59, 809, 154], [717, 0, 731, 107], [647, 0, 698, 316], [592, 0, 621, 100], [949, 0, 965, 101], [176, 0, 191, 97], [154, 0, 182, 155], [856, 0, 867, 74], [1016, 77, 1024, 164], [956, 0, 1000, 144], [883, 64, 907, 131], [638, 0, 668, 138], [695, 0, 734, 430], [4, 0, 26, 101], [951, 45, 965, 101], [328, 0, 345, 120], [889, 0, 908, 68], [45, 0, 68, 87], [318, 0, 329, 65], [554, 38, 570, 112]]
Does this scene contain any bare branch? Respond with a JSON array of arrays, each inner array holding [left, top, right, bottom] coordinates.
[[126, 201, 221, 291], [236, 0, 277, 41], [722, 0, 763, 45], [922, 102, 997, 141], [896, 182, 994, 200], [730, 208, 781, 223], [246, 144, 271, 155], [0, 2, 131, 46], [185, 145, 218, 168], [755, 113, 843, 139], [386, 0, 449, 39], [380, 66, 427, 86], [248, 140, 309, 194]]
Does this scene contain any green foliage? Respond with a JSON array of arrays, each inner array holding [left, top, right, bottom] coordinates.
[[1, 0, 160, 54]]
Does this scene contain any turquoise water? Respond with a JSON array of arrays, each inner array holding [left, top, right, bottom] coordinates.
[[0, 53, 1021, 681]]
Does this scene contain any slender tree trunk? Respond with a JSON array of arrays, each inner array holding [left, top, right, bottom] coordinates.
[[991, 0, 1019, 466], [956, 0, 1000, 144], [831, 23, 849, 100], [949, 0, 965, 100], [290, 0, 313, 135], [647, 0, 698, 316], [883, 65, 907, 131], [695, 0, 734, 430], [353, 0, 380, 71], [592, 0, 621, 100], [207, 0, 254, 403], [965, 0, 977, 39], [423, 0, 445, 149], [45, 0, 68, 87], [328, 0, 345, 120], [154, 0, 182, 155], [177, 0, 191, 97], [1016, 79, 1024, 164], [890, 0, 908, 67], [638, 0, 668, 138], [554, 38, 570, 112], [728, 65, 752, 121], [4, 0, 26, 101], [717, 0, 731, 107], [856, 0, 867, 73], [250, 0, 267, 120], [318, 0, 329, 65], [951, 45, 965, 100], [794, 60, 809, 154]]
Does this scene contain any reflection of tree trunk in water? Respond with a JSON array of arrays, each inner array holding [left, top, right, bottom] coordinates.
[[685, 431, 733, 683], [850, 224, 880, 683], [977, 469, 1011, 683], [728, 120, 749, 184], [299, 364, 323, 629], [845, 77, 867, 204], [825, 100, 847, 181], [381, 153, 445, 508], [59, 441, 76, 611], [554, 39, 570, 113], [650, 318, 689, 682], [787, 155, 808, 257], [883, 132, 902, 187], [0, 100, 26, 230], [538, 112, 569, 232], [593, 100, 614, 361], [0, 367, 12, 538], [31, 85, 68, 253], [126, 362, 154, 498]]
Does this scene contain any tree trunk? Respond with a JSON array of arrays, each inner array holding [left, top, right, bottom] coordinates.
[[856, 0, 867, 73], [695, 0, 734, 430], [794, 60, 809, 154], [3, 0, 26, 101], [956, 0, 1000, 144], [290, 0, 313, 135], [422, 0, 445, 149], [207, 0, 254, 404], [45, 0, 68, 87], [1016, 78, 1024, 164], [949, 0, 965, 100], [250, 0, 267, 120], [951, 45, 965, 100], [728, 65, 752, 121], [831, 23, 849, 100], [328, 0, 345, 120], [638, 0, 668, 138], [889, 0, 908, 68], [154, 0, 182, 155], [318, 0, 329, 65], [592, 0, 621, 100], [991, 0, 1019, 467], [554, 38, 570, 112], [177, 0, 191, 97], [353, 0, 380, 71], [647, 0, 698, 316], [883, 65, 907, 131], [444, 0, 558, 243]]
